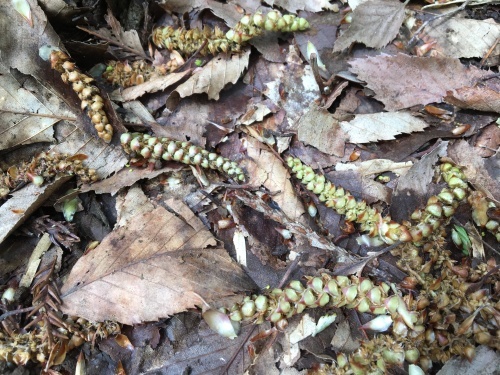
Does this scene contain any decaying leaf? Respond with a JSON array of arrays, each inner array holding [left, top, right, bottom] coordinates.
[[0, 176, 72, 245], [244, 136, 305, 221], [390, 141, 448, 222], [264, 47, 320, 128], [264, 0, 338, 12], [333, 0, 406, 52], [297, 103, 347, 157], [175, 49, 251, 100], [448, 140, 500, 203], [349, 54, 487, 111], [445, 85, 500, 113], [61, 194, 254, 324], [119, 71, 191, 102], [0, 64, 56, 150], [426, 17, 500, 59], [339, 112, 429, 143]]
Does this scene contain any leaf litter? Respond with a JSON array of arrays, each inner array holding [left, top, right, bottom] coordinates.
[[0, 0, 499, 374]]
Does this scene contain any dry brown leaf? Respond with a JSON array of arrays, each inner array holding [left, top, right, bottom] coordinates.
[[264, 47, 320, 128], [426, 18, 500, 59], [448, 140, 500, 203], [50, 126, 127, 180], [297, 103, 347, 157], [349, 54, 487, 111], [79, 164, 181, 196], [115, 186, 154, 226], [339, 112, 429, 143], [444, 85, 500, 113], [244, 137, 305, 221], [391, 141, 448, 222], [436, 345, 500, 375], [0, 176, 72, 245], [0, 63, 56, 150], [264, 0, 338, 12], [333, 0, 406, 52], [175, 49, 250, 100], [89, 10, 147, 60], [61, 196, 254, 324], [119, 71, 191, 102]]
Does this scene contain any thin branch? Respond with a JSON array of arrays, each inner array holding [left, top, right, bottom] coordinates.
[[0, 110, 77, 121], [0, 306, 35, 322]]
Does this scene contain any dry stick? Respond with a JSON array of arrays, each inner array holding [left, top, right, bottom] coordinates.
[[480, 37, 500, 67], [407, 0, 472, 49], [77, 26, 151, 61], [220, 324, 257, 375], [0, 110, 77, 121], [0, 306, 36, 322]]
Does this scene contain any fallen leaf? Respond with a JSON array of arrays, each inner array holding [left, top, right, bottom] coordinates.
[[79, 10, 148, 60], [0, 176, 72, 245], [333, 0, 406, 52], [436, 345, 500, 375], [349, 54, 487, 111], [61, 197, 254, 324], [448, 140, 500, 203], [264, 47, 320, 128], [391, 141, 448, 222], [339, 112, 429, 143], [0, 63, 56, 150], [119, 71, 191, 102], [297, 103, 347, 157], [426, 18, 500, 59], [444, 85, 500, 113], [80, 164, 181, 196], [244, 136, 305, 221], [264, 0, 338, 12], [175, 49, 250, 100]]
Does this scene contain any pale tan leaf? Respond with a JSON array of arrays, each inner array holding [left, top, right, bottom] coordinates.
[[426, 18, 500, 59], [119, 71, 191, 101], [297, 103, 347, 157], [60, 198, 254, 324], [264, 0, 338, 12], [444, 85, 500, 113], [349, 54, 487, 111], [50, 127, 127, 180], [80, 165, 180, 196], [0, 176, 72, 245], [340, 112, 429, 143], [0, 63, 57, 150], [175, 49, 250, 100], [264, 47, 320, 128], [115, 186, 154, 227], [244, 137, 305, 221], [333, 0, 406, 52], [436, 346, 500, 375]]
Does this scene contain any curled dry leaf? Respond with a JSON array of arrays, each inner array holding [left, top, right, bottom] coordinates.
[[61, 201, 255, 324]]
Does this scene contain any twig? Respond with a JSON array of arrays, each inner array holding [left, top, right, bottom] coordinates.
[[0, 306, 35, 322], [77, 26, 151, 61], [220, 324, 257, 375], [408, 0, 472, 49], [0, 110, 76, 121], [277, 252, 303, 289]]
